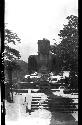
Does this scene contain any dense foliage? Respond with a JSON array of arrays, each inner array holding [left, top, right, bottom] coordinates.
[[51, 15, 78, 89], [4, 26, 21, 87], [28, 55, 38, 74]]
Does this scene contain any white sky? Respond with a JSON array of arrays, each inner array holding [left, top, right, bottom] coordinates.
[[5, 0, 78, 62]]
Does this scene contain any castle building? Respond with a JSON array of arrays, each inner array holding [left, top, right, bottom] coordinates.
[[28, 38, 55, 74]]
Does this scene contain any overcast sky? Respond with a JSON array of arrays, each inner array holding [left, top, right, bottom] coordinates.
[[5, 0, 78, 62]]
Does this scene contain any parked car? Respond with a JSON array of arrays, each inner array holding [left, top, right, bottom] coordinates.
[[49, 77, 58, 84], [49, 75, 64, 83]]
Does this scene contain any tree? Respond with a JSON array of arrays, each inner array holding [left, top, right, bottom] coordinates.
[[51, 15, 78, 89], [4, 27, 21, 60], [4, 26, 21, 101], [52, 15, 78, 71], [58, 15, 78, 77], [60, 15, 78, 89], [58, 15, 78, 67]]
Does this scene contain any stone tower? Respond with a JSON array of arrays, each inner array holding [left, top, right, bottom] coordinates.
[[38, 38, 50, 74]]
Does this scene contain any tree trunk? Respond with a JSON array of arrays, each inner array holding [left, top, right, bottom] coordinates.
[[7, 69, 13, 101]]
